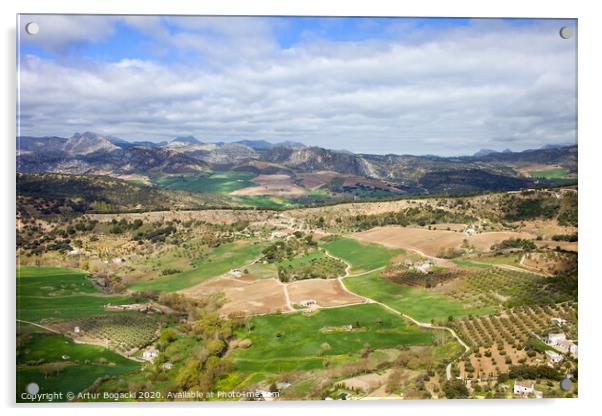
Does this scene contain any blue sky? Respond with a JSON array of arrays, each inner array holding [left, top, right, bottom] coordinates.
[[17, 15, 577, 155]]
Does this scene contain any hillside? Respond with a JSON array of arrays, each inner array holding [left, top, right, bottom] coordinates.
[[16, 133, 577, 203]]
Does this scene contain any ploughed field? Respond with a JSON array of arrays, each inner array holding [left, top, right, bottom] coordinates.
[[351, 226, 536, 257]]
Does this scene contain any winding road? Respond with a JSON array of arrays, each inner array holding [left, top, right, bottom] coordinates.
[[323, 249, 470, 381]]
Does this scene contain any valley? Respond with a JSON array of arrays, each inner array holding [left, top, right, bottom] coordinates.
[[17, 173, 578, 400]]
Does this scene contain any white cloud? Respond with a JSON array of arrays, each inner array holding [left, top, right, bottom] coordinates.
[[17, 17, 577, 155]]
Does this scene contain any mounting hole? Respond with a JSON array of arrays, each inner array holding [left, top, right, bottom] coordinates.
[[25, 22, 39, 35], [559, 26, 572, 39]]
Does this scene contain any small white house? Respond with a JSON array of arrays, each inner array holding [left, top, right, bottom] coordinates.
[[551, 317, 567, 326], [142, 347, 159, 362], [544, 332, 566, 344], [160, 362, 173, 371], [545, 332, 577, 355], [514, 381, 535, 395], [545, 350, 564, 363], [556, 340, 578, 355], [73, 326, 80, 334]]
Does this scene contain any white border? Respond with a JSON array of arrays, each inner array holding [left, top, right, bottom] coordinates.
[[2, 1, 601, 415]]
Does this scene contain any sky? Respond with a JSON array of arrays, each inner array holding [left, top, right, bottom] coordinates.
[[17, 15, 577, 156]]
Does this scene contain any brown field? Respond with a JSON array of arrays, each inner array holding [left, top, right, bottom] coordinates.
[[342, 177, 403, 193], [517, 219, 577, 240], [230, 174, 306, 197], [180, 276, 291, 316], [459, 343, 542, 382], [535, 240, 578, 252], [287, 279, 364, 307], [296, 171, 342, 189], [340, 369, 393, 393], [351, 226, 536, 256]]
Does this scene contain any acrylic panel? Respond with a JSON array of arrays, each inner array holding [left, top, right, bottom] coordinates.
[[16, 14, 577, 403]]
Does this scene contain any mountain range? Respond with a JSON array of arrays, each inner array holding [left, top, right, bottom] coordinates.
[[16, 132, 577, 196]]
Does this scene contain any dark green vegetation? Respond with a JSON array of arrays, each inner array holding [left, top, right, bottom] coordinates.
[[86, 301, 235, 401], [498, 190, 577, 226], [443, 379, 470, 399], [231, 304, 433, 372], [329, 205, 477, 232], [128, 241, 266, 292], [344, 271, 493, 322], [260, 233, 346, 281], [17, 325, 140, 402], [276, 250, 346, 282], [17, 173, 215, 216], [17, 267, 142, 322], [321, 237, 404, 272], [490, 238, 536, 252]]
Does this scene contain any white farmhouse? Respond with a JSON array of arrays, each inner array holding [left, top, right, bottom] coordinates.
[[544, 332, 566, 345], [545, 350, 564, 363], [142, 347, 159, 362], [513, 381, 535, 395], [544, 332, 578, 355]]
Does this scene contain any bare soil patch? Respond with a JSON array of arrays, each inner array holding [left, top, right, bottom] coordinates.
[[296, 171, 342, 189], [287, 279, 363, 307], [340, 369, 393, 392], [180, 276, 289, 316], [351, 226, 535, 256], [230, 174, 306, 197]]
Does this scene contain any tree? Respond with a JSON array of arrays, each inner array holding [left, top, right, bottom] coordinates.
[[443, 380, 469, 399], [385, 369, 402, 394]]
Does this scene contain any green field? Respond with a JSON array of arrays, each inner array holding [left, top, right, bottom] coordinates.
[[152, 171, 257, 193], [529, 167, 570, 179], [344, 271, 494, 322], [17, 267, 143, 322], [322, 237, 404, 272], [231, 303, 433, 372], [128, 241, 266, 292], [231, 195, 296, 209], [451, 259, 494, 269], [245, 262, 278, 279], [17, 332, 139, 402]]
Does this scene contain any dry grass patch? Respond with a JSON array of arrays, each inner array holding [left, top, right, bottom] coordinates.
[[352, 226, 535, 256], [230, 174, 306, 197], [180, 276, 290, 316], [288, 279, 364, 308]]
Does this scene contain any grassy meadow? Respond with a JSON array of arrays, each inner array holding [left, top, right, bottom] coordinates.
[[344, 271, 494, 322], [322, 237, 404, 272], [128, 241, 266, 292], [231, 303, 433, 372], [17, 328, 140, 402], [17, 267, 143, 323]]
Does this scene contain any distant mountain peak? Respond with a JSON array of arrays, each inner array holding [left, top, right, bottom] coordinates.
[[171, 136, 202, 145], [473, 149, 498, 157], [64, 132, 118, 155]]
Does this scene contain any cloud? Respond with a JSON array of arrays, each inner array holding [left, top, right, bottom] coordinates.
[[17, 17, 577, 156], [19, 15, 117, 52]]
